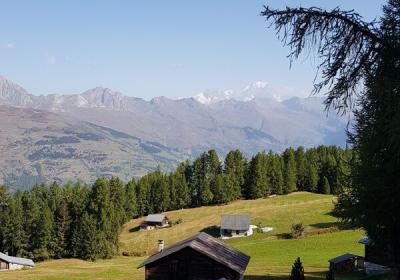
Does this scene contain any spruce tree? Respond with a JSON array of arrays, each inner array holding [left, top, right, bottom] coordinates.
[[289, 257, 305, 280], [124, 179, 137, 219], [263, 1, 400, 274], [320, 176, 331, 194], [283, 148, 297, 193], [172, 162, 191, 208], [246, 152, 269, 199], [224, 150, 247, 200]]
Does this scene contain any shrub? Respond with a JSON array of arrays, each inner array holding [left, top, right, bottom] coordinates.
[[291, 222, 305, 238], [289, 257, 305, 280]]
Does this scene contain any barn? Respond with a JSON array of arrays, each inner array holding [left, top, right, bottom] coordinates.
[[220, 215, 252, 239], [140, 214, 169, 230], [0, 252, 35, 270], [328, 253, 364, 273], [137, 232, 250, 280]]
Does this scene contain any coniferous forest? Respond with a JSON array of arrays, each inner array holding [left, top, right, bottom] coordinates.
[[0, 145, 351, 261]]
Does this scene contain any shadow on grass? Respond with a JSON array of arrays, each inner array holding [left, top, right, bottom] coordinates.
[[200, 225, 220, 238], [244, 271, 325, 280], [309, 221, 356, 230], [129, 226, 140, 232]]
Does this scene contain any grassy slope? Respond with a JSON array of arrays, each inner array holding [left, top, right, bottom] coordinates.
[[1, 192, 365, 280]]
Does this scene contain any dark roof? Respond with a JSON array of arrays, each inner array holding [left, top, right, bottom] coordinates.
[[137, 232, 250, 274], [221, 215, 250, 230], [329, 253, 361, 264], [144, 214, 166, 223], [0, 252, 35, 267]]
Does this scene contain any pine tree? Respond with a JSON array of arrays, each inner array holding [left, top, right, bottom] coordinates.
[[263, 1, 400, 275], [136, 175, 150, 216], [124, 179, 137, 219], [320, 176, 331, 194], [79, 212, 99, 261], [3, 195, 27, 257], [267, 153, 284, 195], [246, 152, 269, 199], [172, 162, 191, 208], [49, 182, 69, 259], [88, 178, 114, 258], [289, 257, 305, 280], [295, 147, 307, 191], [210, 174, 229, 204], [150, 170, 170, 213], [283, 148, 297, 193], [224, 150, 247, 200]]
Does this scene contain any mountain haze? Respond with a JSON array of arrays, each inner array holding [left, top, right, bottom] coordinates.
[[0, 76, 347, 189]]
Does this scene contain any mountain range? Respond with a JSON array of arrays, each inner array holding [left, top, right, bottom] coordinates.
[[0, 75, 348, 189]]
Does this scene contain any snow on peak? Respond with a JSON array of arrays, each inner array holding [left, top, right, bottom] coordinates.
[[193, 81, 286, 105]]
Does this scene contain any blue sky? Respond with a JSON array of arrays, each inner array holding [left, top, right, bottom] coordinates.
[[0, 0, 385, 99]]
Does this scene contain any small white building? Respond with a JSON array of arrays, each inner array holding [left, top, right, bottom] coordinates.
[[0, 252, 35, 271], [220, 215, 252, 239]]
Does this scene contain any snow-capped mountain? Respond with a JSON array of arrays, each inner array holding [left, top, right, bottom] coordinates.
[[193, 81, 295, 104], [0, 75, 348, 188]]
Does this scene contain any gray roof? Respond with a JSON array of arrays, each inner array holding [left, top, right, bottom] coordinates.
[[329, 253, 361, 264], [221, 215, 250, 231], [144, 214, 166, 223], [0, 252, 35, 267], [137, 232, 250, 274]]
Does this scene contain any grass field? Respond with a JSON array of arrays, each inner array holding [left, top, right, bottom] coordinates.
[[1, 192, 368, 280]]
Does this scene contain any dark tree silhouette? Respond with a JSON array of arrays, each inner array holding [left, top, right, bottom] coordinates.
[[262, 1, 400, 277], [261, 4, 397, 113]]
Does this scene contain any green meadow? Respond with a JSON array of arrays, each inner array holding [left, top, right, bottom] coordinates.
[[1, 192, 371, 280]]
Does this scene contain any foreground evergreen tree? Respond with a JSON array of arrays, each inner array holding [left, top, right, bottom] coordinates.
[[289, 257, 305, 280], [263, 0, 400, 276]]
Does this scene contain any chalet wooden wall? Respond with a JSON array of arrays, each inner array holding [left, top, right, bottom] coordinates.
[[145, 247, 240, 280]]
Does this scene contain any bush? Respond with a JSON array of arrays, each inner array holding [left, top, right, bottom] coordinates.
[[289, 257, 305, 280], [291, 222, 305, 238]]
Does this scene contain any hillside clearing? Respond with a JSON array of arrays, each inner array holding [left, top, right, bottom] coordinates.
[[1, 192, 366, 280]]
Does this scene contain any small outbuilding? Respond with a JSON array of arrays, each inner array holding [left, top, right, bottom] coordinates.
[[328, 253, 364, 273], [0, 252, 35, 270], [140, 214, 169, 230], [220, 215, 252, 239], [138, 232, 250, 280]]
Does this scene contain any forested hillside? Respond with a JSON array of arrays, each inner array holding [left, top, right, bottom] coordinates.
[[0, 145, 351, 261]]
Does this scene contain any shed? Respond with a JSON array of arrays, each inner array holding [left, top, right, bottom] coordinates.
[[140, 214, 169, 230], [0, 252, 35, 270], [329, 253, 364, 273], [220, 215, 252, 238], [138, 232, 250, 280]]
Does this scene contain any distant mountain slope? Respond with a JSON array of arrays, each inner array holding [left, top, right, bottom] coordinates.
[[0, 75, 348, 188], [0, 105, 184, 189]]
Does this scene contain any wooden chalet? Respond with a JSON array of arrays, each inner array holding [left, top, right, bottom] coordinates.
[[328, 253, 364, 273], [220, 215, 252, 239], [140, 214, 169, 230], [0, 252, 35, 271], [137, 232, 250, 280]]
